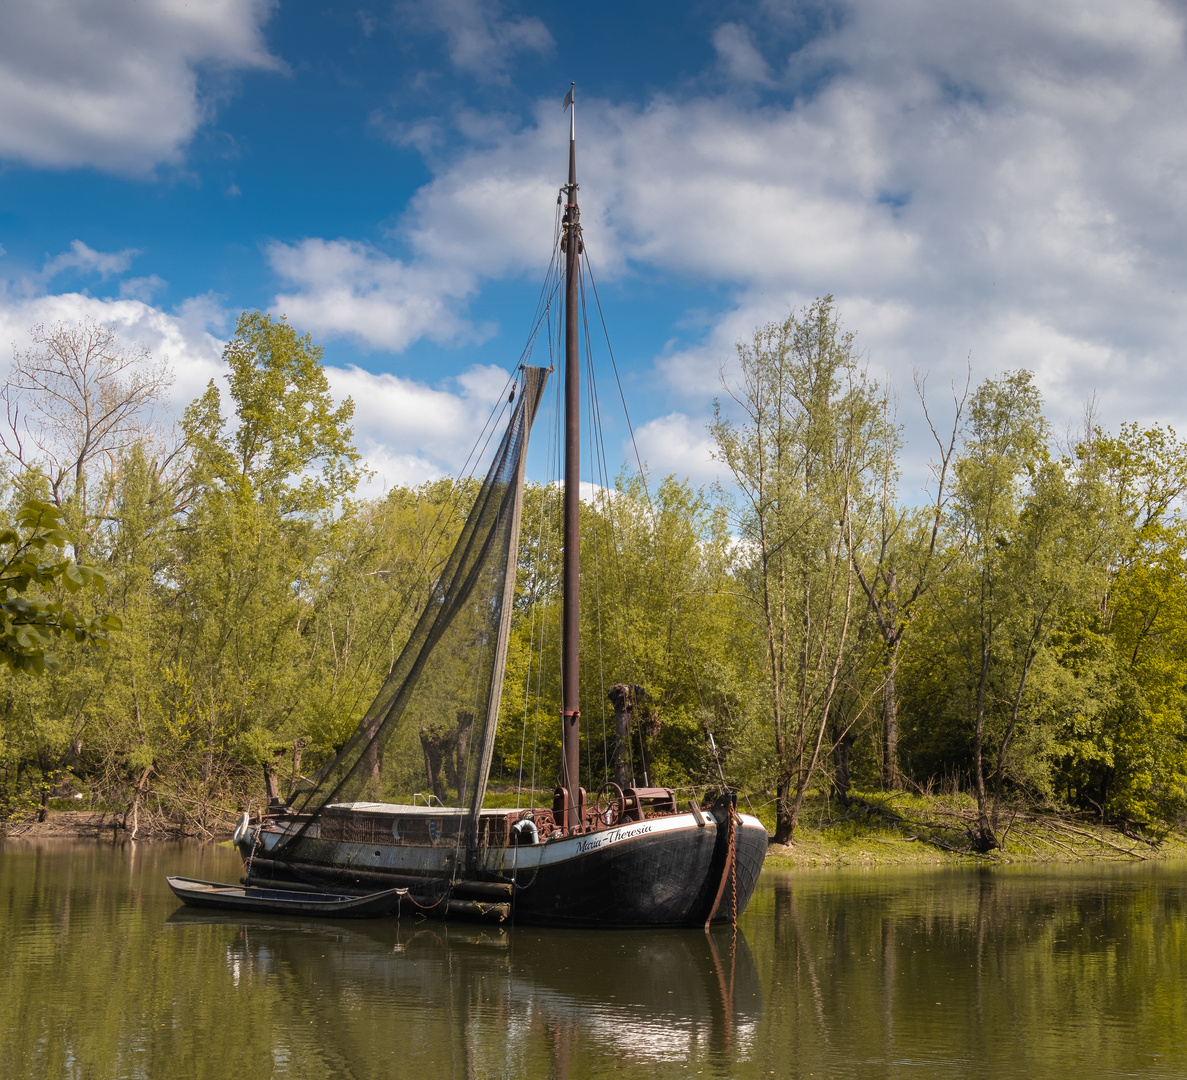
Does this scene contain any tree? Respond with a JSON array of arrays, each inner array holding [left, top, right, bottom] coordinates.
[[148, 311, 363, 827], [1056, 423, 1187, 824], [927, 372, 1109, 849], [712, 298, 891, 842], [0, 497, 122, 822], [850, 372, 965, 789], [497, 473, 752, 797], [1, 319, 172, 526], [0, 498, 120, 674]]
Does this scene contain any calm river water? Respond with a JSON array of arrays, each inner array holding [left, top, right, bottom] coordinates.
[[2, 840, 1185, 1079]]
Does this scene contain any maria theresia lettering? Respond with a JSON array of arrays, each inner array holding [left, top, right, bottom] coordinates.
[[575, 824, 654, 853]]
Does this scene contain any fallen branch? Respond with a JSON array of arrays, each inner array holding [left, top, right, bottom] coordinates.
[[1043, 819, 1148, 860]]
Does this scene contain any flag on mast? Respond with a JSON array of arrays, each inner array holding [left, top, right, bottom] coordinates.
[[562, 83, 574, 111]]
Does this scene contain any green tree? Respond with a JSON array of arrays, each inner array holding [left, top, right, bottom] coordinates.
[[850, 373, 964, 790], [1059, 423, 1187, 823], [712, 298, 891, 841], [0, 498, 122, 821], [919, 373, 1109, 848]]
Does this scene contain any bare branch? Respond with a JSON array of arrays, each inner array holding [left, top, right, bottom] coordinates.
[[4, 318, 174, 511]]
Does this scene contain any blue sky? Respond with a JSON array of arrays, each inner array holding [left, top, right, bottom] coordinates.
[[3, 0, 1187, 495]]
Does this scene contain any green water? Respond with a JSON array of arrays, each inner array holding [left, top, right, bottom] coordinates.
[[2, 840, 1186, 1078]]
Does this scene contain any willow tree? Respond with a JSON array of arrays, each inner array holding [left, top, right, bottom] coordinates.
[[850, 373, 964, 789], [712, 298, 892, 842], [930, 372, 1111, 849]]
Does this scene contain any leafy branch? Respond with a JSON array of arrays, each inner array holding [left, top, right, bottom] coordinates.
[[0, 499, 122, 674]]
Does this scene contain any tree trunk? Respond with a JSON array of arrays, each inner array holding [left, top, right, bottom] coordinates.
[[637, 706, 660, 788], [122, 764, 153, 838], [420, 728, 448, 804], [263, 763, 281, 804], [454, 710, 474, 805], [773, 781, 793, 843], [882, 650, 899, 789], [971, 631, 997, 851], [835, 726, 854, 802], [607, 684, 639, 789], [832, 729, 853, 804]]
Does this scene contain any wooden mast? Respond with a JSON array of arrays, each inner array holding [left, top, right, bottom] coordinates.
[[561, 83, 582, 831]]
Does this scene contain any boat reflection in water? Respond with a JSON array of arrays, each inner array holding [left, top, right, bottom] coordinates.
[[169, 909, 762, 1073]]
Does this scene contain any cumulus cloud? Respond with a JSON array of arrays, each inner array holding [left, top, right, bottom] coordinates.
[[0, 289, 227, 418], [267, 238, 484, 352], [408, 0, 553, 84], [18, 1, 1185, 492], [0, 0, 278, 173], [713, 22, 772, 85], [327, 362, 514, 493], [630, 412, 723, 488], [0, 288, 516, 495], [334, 0, 1187, 484]]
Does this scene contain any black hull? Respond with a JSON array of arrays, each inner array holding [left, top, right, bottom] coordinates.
[[244, 809, 768, 929], [512, 815, 766, 929]]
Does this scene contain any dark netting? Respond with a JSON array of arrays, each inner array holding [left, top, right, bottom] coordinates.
[[275, 365, 549, 862]]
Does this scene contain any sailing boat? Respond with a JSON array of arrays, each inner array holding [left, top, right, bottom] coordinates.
[[208, 86, 769, 928]]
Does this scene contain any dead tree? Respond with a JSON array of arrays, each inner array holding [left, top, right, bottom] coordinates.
[[608, 684, 643, 788], [420, 710, 475, 804], [1, 319, 173, 549]]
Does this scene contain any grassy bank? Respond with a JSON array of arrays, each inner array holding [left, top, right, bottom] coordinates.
[[8, 792, 1187, 870], [749, 788, 1187, 868]]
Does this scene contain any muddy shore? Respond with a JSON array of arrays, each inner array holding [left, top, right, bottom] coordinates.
[[2, 811, 197, 842]]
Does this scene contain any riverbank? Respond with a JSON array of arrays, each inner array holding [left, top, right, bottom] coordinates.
[[1, 811, 191, 841], [756, 789, 1187, 867], [7, 794, 1185, 868]]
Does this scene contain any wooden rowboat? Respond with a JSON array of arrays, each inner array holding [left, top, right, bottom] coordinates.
[[166, 876, 405, 918]]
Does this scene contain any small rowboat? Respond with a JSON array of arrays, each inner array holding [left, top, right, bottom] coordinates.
[[166, 876, 405, 918]]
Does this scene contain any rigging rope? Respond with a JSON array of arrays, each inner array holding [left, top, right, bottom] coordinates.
[[581, 250, 728, 790]]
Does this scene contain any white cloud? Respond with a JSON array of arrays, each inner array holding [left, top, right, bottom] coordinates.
[[410, 0, 553, 84], [336, 0, 1187, 473], [630, 412, 722, 488], [326, 362, 513, 491], [267, 238, 486, 352], [0, 282, 517, 496], [0, 288, 226, 420], [0, 0, 278, 173], [119, 275, 168, 303], [42, 240, 139, 282], [19, 1, 1181, 493], [713, 23, 772, 85]]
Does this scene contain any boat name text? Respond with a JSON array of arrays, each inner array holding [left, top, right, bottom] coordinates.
[[575, 824, 653, 853]]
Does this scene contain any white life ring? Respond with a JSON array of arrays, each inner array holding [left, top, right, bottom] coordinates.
[[232, 812, 251, 846]]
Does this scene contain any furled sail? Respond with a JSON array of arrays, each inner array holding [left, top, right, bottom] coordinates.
[[276, 365, 549, 863]]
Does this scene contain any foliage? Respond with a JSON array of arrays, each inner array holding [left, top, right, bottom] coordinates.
[[4, 310, 1187, 850], [0, 497, 122, 820], [711, 297, 893, 842], [0, 499, 121, 674]]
